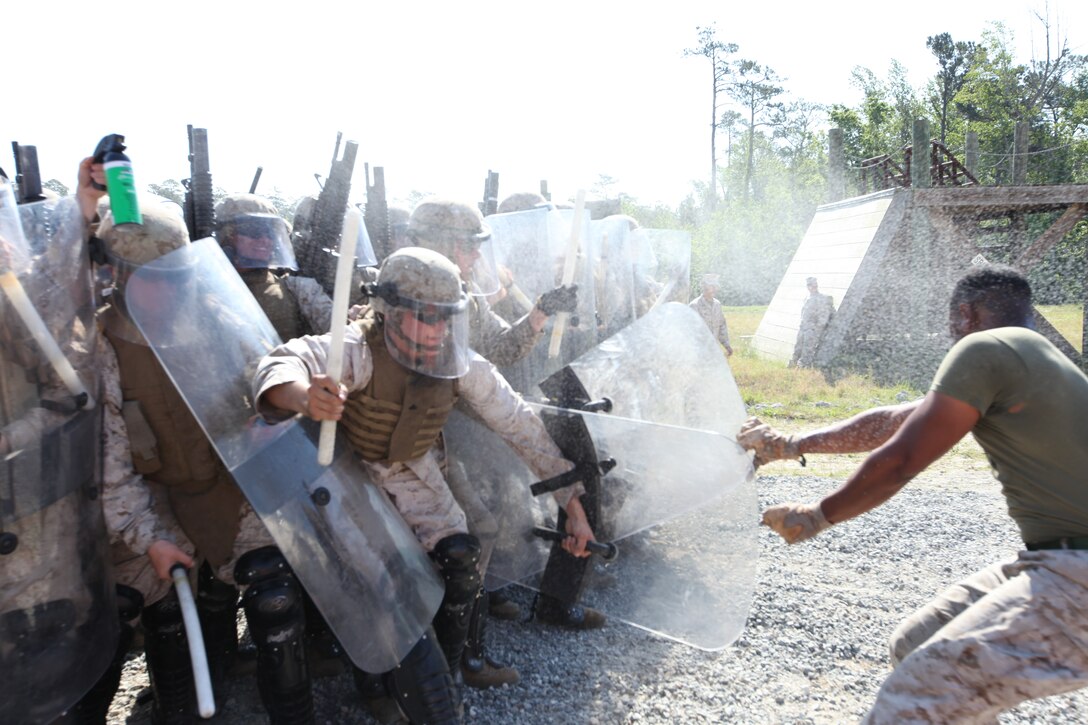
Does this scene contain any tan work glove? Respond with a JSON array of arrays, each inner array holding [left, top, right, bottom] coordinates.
[[761, 502, 831, 544], [737, 417, 802, 468]]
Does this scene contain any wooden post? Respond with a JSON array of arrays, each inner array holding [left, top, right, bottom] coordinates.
[[910, 119, 933, 337], [828, 128, 845, 202], [1012, 121, 1029, 185], [911, 119, 931, 189], [965, 132, 979, 180]]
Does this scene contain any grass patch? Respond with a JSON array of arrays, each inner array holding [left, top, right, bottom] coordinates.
[[722, 305, 989, 477], [1036, 304, 1082, 351]]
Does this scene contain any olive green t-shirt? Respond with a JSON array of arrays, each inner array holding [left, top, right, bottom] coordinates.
[[931, 327, 1088, 544]]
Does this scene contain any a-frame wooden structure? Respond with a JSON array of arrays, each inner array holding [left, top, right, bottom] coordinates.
[[752, 185, 1088, 386]]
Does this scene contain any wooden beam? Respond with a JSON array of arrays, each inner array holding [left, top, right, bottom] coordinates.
[[1013, 203, 1088, 270], [913, 186, 1088, 208]]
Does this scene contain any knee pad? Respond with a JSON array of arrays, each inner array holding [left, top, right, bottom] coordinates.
[[431, 533, 482, 604], [234, 545, 292, 587], [198, 561, 239, 609]]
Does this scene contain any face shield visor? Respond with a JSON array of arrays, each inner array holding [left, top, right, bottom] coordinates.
[[378, 289, 471, 379], [449, 233, 499, 297], [217, 213, 296, 271], [106, 246, 198, 339]]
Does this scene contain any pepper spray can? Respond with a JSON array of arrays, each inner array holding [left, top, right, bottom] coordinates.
[[93, 134, 142, 225]]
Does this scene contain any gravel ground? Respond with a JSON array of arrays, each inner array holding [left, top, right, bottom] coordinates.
[[107, 472, 1088, 724]]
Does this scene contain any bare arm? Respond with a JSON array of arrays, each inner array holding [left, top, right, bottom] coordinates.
[[798, 401, 921, 455], [820, 391, 979, 523]]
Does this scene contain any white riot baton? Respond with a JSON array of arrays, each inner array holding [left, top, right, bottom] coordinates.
[[170, 565, 216, 718], [0, 267, 95, 409], [547, 189, 586, 359], [317, 207, 362, 466]]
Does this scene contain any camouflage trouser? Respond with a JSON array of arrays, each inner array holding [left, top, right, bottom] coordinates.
[[364, 449, 468, 553], [863, 549, 1088, 724], [212, 500, 277, 585]]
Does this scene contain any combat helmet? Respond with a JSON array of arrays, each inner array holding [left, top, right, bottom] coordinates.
[[407, 199, 498, 295], [215, 193, 295, 270], [367, 247, 470, 379]]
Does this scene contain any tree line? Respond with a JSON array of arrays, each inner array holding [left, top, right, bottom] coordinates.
[[620, 14, 1088, 306]]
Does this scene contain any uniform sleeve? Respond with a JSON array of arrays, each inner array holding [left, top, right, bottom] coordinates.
[[459, 355, 583, 507], [252, 325, 373, 420], [931, 332, 1024, 416], [716, 308, 731, 346], [99, 337, 175, 554], [469, 295, 542, 367], [283, 275, 333, 334]]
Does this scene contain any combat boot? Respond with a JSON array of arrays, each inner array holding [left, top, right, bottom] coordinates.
[[462, 591, 519, 689], [534, 593, 606, 630], [486, 586, 521, 621]]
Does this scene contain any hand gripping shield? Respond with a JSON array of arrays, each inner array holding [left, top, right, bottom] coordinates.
[[485, 206, 599, 394], [444, 303, 756, 650], [127, 238, 442, 672], [0, 190, 117, 724]]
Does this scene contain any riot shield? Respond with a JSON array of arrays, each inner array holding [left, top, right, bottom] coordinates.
[[444, 301, 756, 650], [486, 206, 599, 394], [632, 228, 691, 314], [587, 216, 637, 340], [565, 302, 746, 434], [127, 238, 442, 673], [1, 188, 117, 723]]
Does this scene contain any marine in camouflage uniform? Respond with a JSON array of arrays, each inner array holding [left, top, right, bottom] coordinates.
[[748, 265, 1088, 723], [216, 193, 332, 340], [254, 247, 595, 722], [96, 202, 315, 724], [689, 273, 732, 356], [789, 276, 834, 368]]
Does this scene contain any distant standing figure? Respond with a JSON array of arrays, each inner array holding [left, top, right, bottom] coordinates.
[[790, 276, 835, 368], [690, 273, 732, 356]]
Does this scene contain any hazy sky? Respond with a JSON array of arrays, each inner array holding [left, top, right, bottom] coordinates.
[[4, 0, 1085, 209]]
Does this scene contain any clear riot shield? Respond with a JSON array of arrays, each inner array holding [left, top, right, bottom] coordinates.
[[587, 216, 637, 340], [127, 238, 442, 673], [1, 189, 117, 723], [632, 228, 692, 315], [444, 300, 756, 650], [485, 206, 599, 395]]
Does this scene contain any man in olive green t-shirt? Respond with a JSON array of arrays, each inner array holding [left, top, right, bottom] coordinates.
[[739, 265, 1088, 723]]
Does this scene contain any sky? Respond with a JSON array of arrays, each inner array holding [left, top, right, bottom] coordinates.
[[3, 0, 1085, 211]]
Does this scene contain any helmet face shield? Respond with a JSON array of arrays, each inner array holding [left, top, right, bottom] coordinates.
[[453, 235, 499, 297], [382, 291, 470, 378], [218, 213, 297, 270]]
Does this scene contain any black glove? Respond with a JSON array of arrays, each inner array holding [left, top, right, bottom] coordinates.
[[536, 284, 578, 316]]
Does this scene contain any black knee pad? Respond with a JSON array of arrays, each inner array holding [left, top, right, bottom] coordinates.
[[234, 545, 292, 587], [431, 533, 482, 604], [198, 561, 239, 609], [141, 592, 183, 636]]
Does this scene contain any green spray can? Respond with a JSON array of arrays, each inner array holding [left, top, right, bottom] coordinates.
[[92, 134, 142, 225]]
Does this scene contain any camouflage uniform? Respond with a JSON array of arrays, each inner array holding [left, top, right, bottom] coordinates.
[[790, 290, 835, 368], [865, 550, 1088, 724], [239, 268, 332, 340], [689, 295, 730, 348], [99, 332, 195, 606], [253, 325, 580, 552]]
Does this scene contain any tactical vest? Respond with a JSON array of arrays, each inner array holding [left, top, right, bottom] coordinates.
[[105, 322, 243, 566], [341, 313, 458, 464], [242, 269, 306, 340]]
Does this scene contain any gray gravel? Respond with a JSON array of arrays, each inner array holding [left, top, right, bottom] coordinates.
[[108, 473, 1088, 724]]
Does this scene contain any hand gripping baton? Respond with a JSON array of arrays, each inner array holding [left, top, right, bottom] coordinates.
[[317, 207, 362, 465]]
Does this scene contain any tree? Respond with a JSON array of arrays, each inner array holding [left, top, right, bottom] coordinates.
[[727, 59, 784, 199], [684, 25, 738, 208], [42, 179, 69, 196], [926, 32, 977, 145]]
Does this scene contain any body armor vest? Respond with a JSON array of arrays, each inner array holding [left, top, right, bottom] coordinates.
[[341, 313, 458, 464], [242, 269, 307, 340], [105, 317, 242, 566]]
